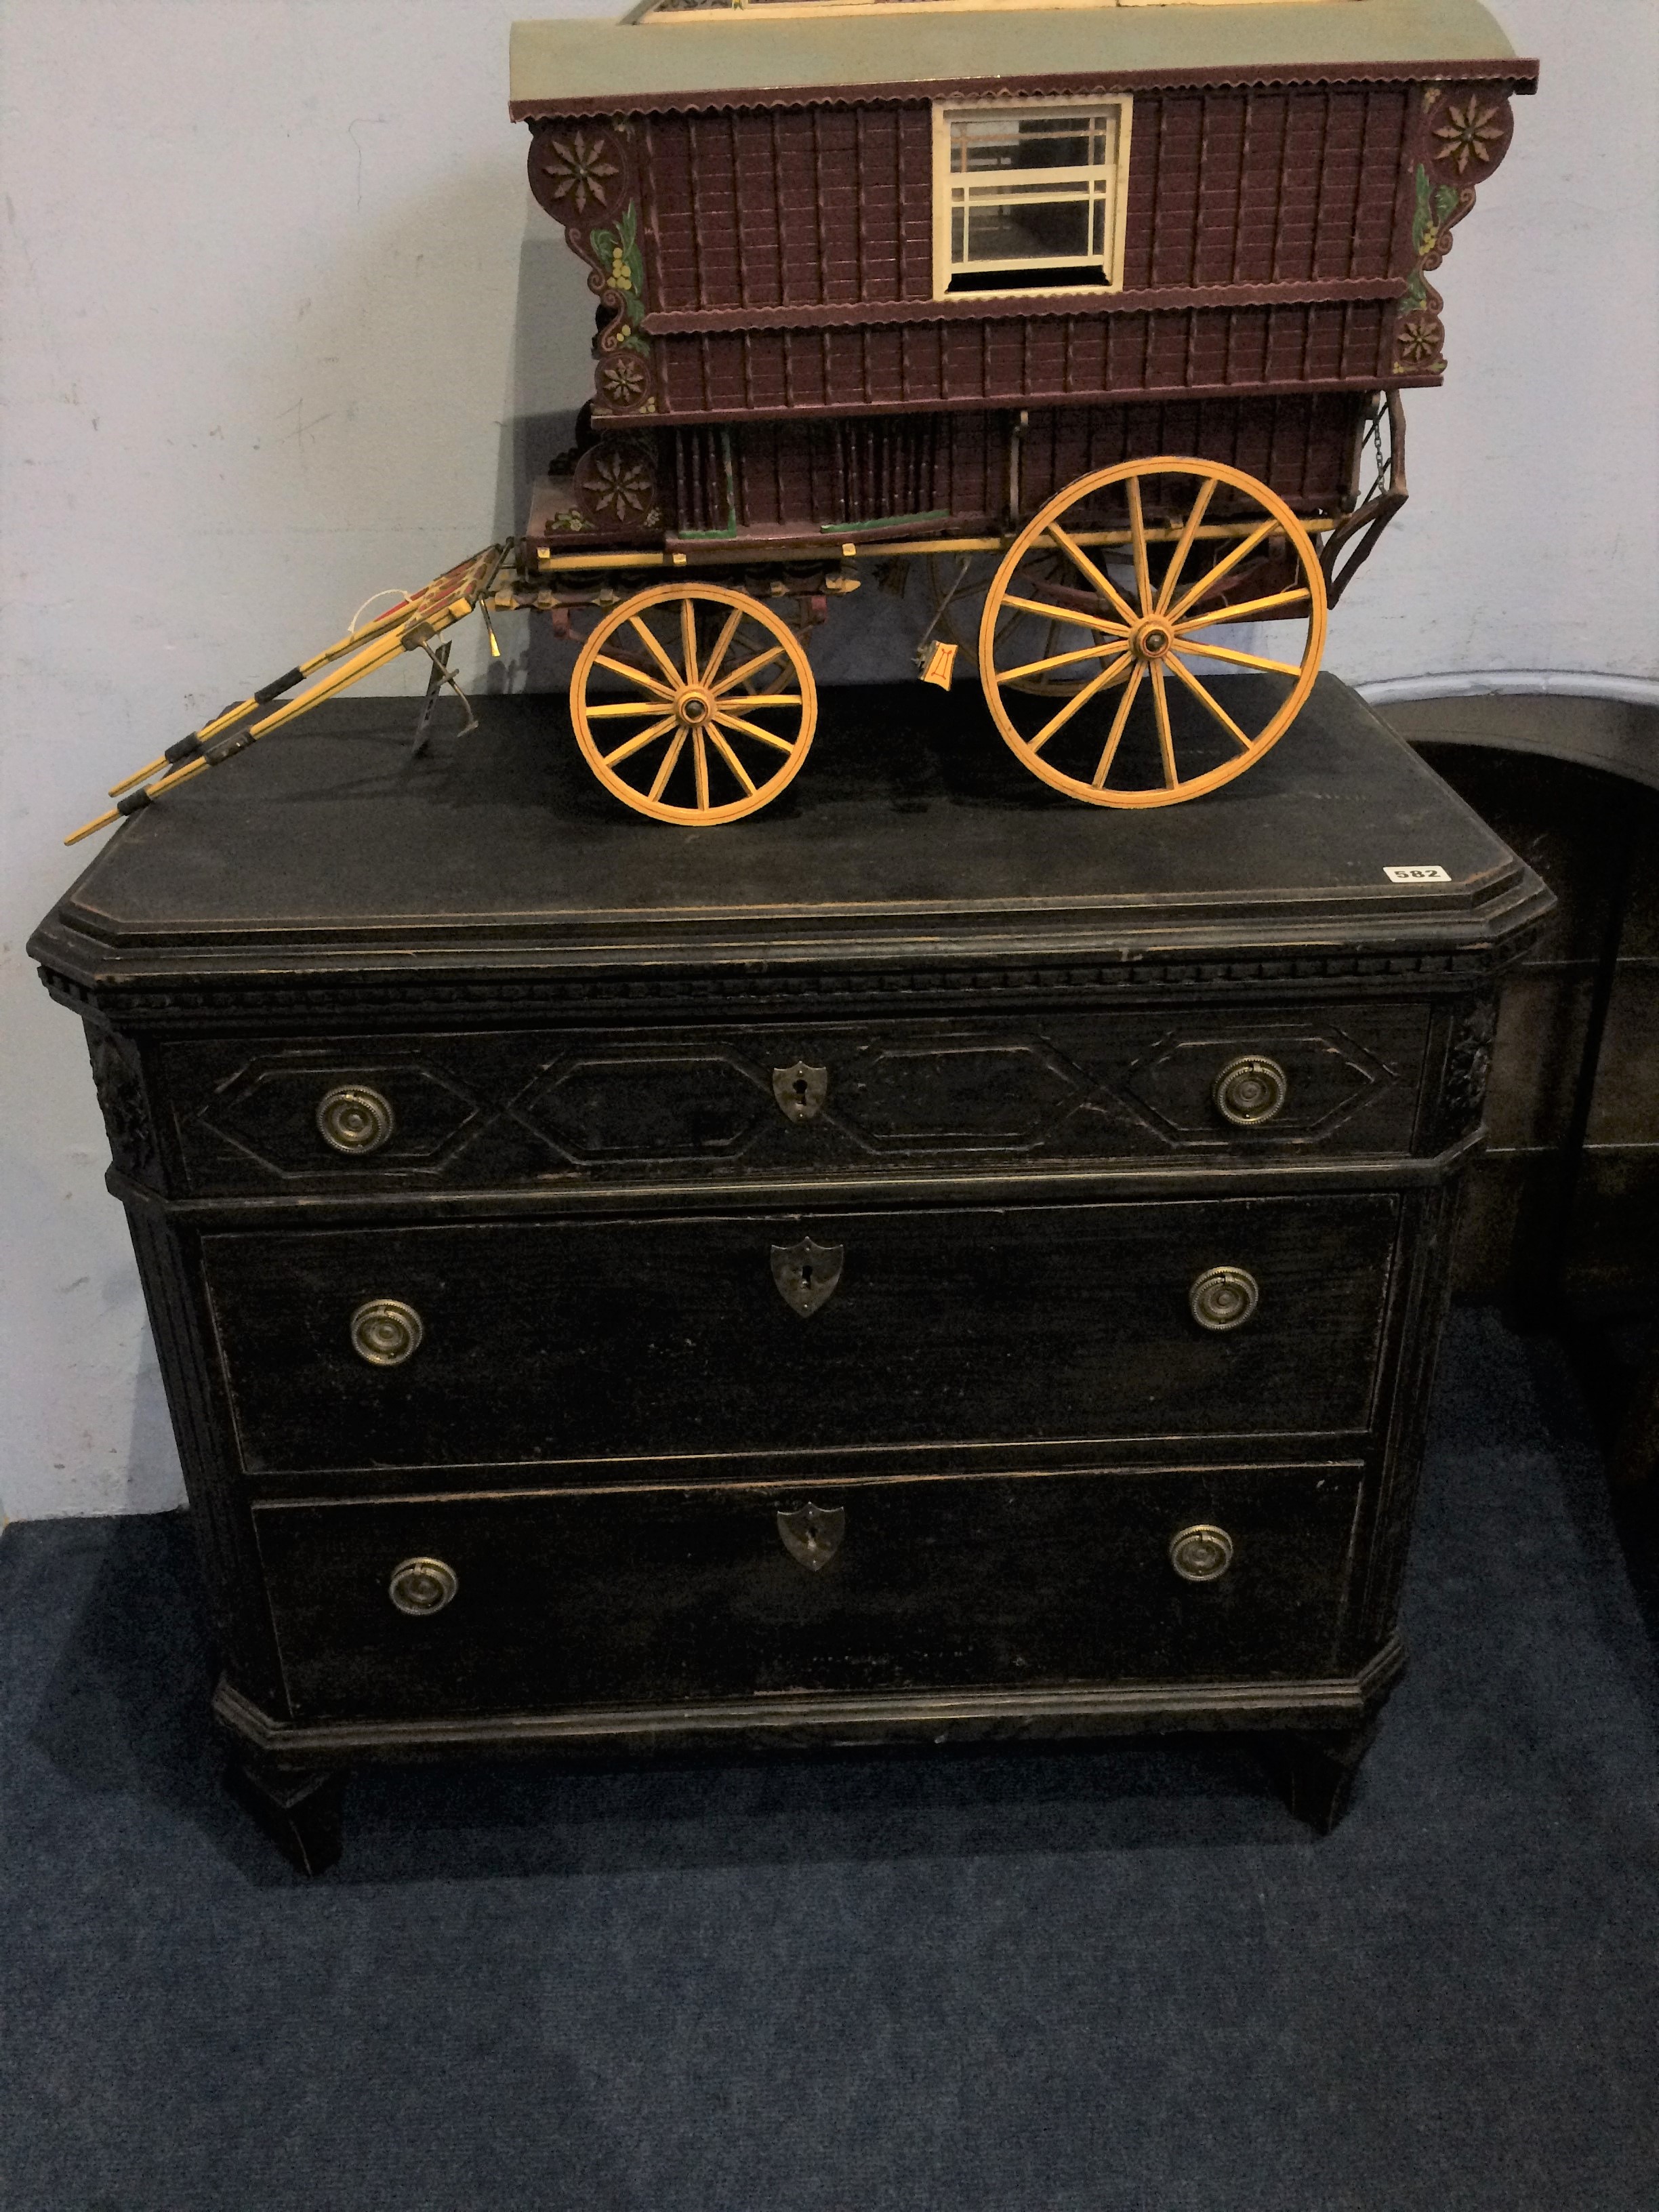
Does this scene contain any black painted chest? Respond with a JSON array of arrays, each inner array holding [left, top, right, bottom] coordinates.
[[31, 678, 1549, 1869]]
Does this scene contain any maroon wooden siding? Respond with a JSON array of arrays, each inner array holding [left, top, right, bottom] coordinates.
[[653, 298, 1395, 422], [668, 392, 1363, 538], [1017, 392, 1361, 514], [637, 85, 1415, 317], [1129, 84, 1412, 291], [642, 104, 936, 311]]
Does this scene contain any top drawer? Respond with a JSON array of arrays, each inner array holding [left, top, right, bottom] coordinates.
[[153, 1002, 1431, 1193]]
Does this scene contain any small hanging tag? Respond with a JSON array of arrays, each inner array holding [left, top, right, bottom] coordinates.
[[919, 640, 959, 691]]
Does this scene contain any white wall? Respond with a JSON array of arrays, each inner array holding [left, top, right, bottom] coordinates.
[[2, 0, 1654, 1520]]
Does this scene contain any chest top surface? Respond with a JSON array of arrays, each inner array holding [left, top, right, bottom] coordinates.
[[32, 678, 1547, 996]]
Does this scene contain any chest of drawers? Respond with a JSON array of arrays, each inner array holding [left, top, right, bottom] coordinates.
[[31, 678, 1549, 1871]]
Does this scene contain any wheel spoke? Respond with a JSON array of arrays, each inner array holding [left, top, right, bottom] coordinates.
[[716, 693, 800, 709], [693, 729, 711, 811], [1000, 592, 1126, 639], [714, 710, 798, 755], [601, 713, 679, 767], [699, 607, 745, 688], [1026, 653, 1135, 754], [1156, 477, 1218, 614], [1091, 663, 1145, 787], [1149, 663, 1179, 787], [1175, 637, 1305, 678], [712, 642, 788, 697], [594, 652, 673, 701], [993, 555, 1065, 651], [628, 615, 686, 689], [680, 596, 700, 688], [1166, 520, 1277, 626], [1126, 476, 1153, 615], [1180, 586, 1311, 628], [1166, 655, 1255, 752], [705, 723, 757, 796], [1000, 641, 1128, 684], [647, 729, 689, 801], [586, 699, 687, 718], [1042, 523, 1141, 628]]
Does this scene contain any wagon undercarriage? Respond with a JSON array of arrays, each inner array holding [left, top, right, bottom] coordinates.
[[483, 387, 1403, 822]]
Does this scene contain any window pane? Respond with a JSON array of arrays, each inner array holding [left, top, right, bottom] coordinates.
[[965, 197, 1092, 266], [964, 181, 1094, 205], [951, 113, 1107, 174]]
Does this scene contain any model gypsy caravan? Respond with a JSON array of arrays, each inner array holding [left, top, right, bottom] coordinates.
[[509, 0, 1534, 823]]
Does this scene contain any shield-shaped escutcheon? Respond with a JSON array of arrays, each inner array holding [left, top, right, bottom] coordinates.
[[770, 1234, 844, 1317], [776, 1501, 846, 1572], [771, 1061, 830, 1122]]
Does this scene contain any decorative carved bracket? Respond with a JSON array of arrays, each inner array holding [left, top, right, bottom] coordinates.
[[527, 118, 659, 422], [1393, 85, 1517, 379]]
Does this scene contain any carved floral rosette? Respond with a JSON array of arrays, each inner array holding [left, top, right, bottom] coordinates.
[[573, 436, 663, 536], [527, 117, 657, 422], [87, 1027, 158, 1183], [1393, 83, 1516, 378], [1437, 995, 1498, 1145]]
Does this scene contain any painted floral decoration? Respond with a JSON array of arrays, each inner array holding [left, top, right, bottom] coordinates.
[[1434, 100, 1504, 175], [583, 447, 656, 520], [600, 355, 648, 406], [539, 131, 619, 216], [1395, 311, 1445, 369]]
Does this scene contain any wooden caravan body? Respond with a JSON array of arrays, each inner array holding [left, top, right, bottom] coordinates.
[[514, 1, 1530, 548]]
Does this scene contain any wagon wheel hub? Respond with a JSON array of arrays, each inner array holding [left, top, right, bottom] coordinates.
[[676, 689, 712, 725], [1131, 620, 1174, 662]]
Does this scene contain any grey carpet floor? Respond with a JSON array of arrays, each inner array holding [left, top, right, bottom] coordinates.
[[3, 1308, 1658, 2212]]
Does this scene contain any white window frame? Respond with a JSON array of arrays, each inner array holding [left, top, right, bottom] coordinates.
[[931, 96, 1134, 302]]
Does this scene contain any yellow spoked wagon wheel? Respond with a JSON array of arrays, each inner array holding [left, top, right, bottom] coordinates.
[[979, 458, 1328, 809], [571, 583, 817, 825]]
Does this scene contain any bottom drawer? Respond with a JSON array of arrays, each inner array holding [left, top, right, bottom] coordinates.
[[254, 1465, 1364, 1723]]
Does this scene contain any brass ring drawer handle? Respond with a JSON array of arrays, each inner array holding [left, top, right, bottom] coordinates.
[[317, 1084, 396, 1155], [1169, 1524, 1234, 1583], [351, 1298, 424, 1366], [1212, 1055, 1288, 1128], [1189, 1266, 1259, 1332], [388, 1557, 457, 1615]]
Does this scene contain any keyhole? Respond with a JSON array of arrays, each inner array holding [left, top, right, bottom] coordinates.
[[793, 1076, 809, 1103]]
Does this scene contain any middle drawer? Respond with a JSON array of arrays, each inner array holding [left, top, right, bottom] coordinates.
[[203, 1193, 1399, 1477]]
